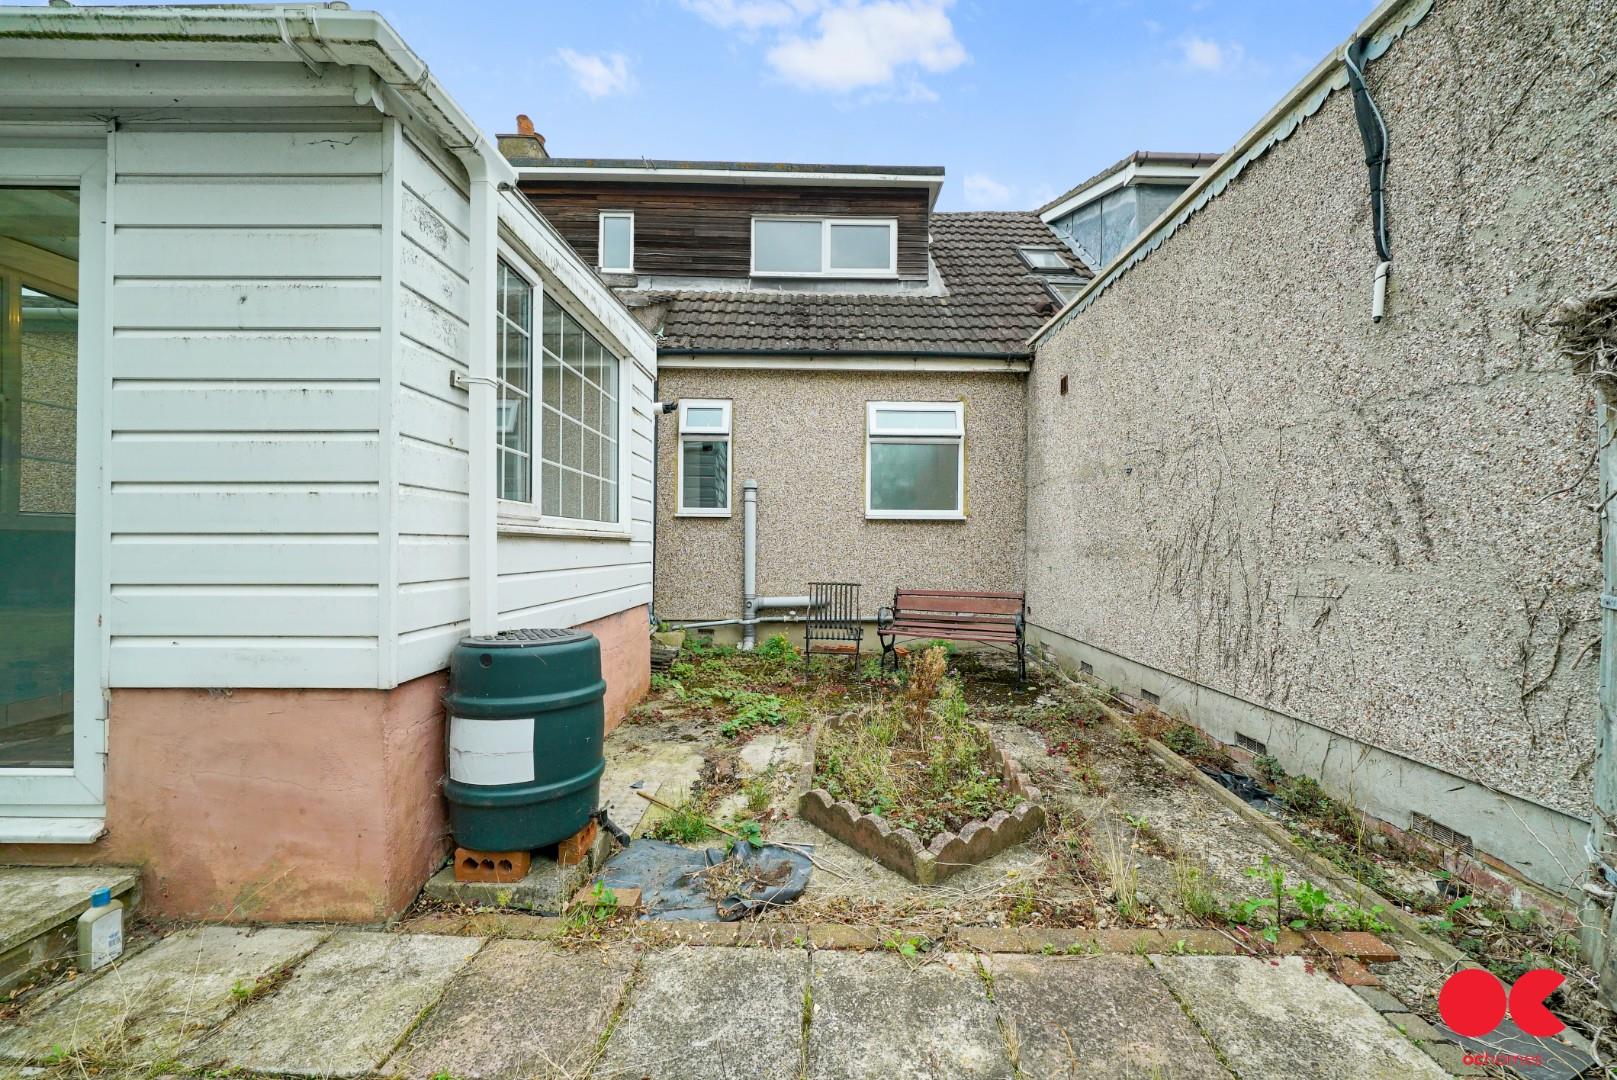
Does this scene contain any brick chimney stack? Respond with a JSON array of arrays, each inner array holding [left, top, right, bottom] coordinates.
[[497, 114, 548, 165]]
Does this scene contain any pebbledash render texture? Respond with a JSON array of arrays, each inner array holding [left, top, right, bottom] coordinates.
[[653, 367, 1027, 622], [1026, 0, 1614, 862]]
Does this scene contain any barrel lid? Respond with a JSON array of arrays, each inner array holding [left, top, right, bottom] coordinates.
[[462, 627, 592, 649]]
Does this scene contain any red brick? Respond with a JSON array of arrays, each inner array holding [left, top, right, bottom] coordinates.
[[1334, 958, 1381, 987], [1337, 932, 1400, 962], [452, 847, 531, 883], [1303, 931, 1354, 956], [557, 820, 598, 866]]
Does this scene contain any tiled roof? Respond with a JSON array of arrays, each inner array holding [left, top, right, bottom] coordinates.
[[635, 212, 1088, 357]]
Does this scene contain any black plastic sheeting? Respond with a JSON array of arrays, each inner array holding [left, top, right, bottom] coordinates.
[[1197, 766, 1279, 814], [597, 839, 813, 921]]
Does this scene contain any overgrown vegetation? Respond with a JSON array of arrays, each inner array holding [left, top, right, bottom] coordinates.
[[812, 647, 1024, 841]]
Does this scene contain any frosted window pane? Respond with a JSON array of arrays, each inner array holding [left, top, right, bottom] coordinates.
[[873, 408, 957, 433], [754, 219, 821, 273], [684, 406, 725, 430], [601, 215, 632, 269], [828, 223, 890, 270], [869, 441, 959, 512]]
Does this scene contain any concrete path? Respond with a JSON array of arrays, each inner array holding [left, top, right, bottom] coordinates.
[[2, 928, 1465, 1079]]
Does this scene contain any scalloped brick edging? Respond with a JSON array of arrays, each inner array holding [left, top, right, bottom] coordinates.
[[797, 721, 1045, 885]]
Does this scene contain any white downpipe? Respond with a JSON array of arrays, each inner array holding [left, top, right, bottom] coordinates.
[[742, 479, 758, 650], [465, 158, 499, 636], [1372, 259, 1391, 322]]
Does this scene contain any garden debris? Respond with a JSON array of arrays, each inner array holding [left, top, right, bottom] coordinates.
[[1435, 1017, 1597, 1080], [1197, 767, 1278, 813], [597, 839, 813, 921]]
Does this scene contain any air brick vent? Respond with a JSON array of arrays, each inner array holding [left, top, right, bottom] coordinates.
[[1079, 661, 1094, 675], [1140, 689, 1160, 705], [1411, 812, 1474, 855], [1234, 732, 1267, 755]]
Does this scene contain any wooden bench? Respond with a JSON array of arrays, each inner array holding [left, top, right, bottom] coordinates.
[[876, 589, 1027, 681]]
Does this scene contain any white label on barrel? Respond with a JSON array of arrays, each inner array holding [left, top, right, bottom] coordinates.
[[448, 716, 535, 785]]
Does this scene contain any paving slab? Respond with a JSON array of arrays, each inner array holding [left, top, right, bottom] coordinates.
[[985, 954, 1230, 1079], [181, 931, 482, 1078], [806, 951, 1009, 1080], [597, 945, 806, 1080], [386, 939, 635, 1080], [1152, 955, 1448, 1079], [0, 926, 324, 1067]]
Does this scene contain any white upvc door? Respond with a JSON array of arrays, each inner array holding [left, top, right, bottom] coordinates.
[[0, 138, 108, 840]]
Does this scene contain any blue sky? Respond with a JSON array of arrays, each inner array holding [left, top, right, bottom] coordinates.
[[156, 1, 1377, 212]]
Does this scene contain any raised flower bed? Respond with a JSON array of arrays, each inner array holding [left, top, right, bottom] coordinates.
[[796, 647, 1044, 885]]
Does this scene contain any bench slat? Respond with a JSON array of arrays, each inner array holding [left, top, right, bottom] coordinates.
[[893, 594, 1023, 616]]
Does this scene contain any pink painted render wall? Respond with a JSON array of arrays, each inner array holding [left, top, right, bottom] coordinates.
[[0, 603, 651, 922]]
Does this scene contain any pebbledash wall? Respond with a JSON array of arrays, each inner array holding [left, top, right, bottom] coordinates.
[[1027, 0, 1616, 897], [0, 8, 655, 922], [653, 366, 1026, 632]]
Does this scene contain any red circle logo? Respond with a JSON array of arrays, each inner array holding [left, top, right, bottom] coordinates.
[[1438, 968, 1565, 1038]]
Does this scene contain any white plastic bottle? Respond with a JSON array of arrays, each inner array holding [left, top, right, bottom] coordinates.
[[76, 887, 123, 972]]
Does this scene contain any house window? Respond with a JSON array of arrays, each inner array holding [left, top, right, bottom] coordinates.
[[677, 399, 731, 516], [865, 401, 964, 519], [538, 300, 620, 524], [752, 217, 897, 278], [495, 260, 533, 503], [1018, 246, 1069, 271], [598, 211, 633, 273], [1045, 279, 1085, 304]]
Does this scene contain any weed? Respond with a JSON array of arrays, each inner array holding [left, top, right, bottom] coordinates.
[[741, 772, 774, 814], [883, 934, 928, 959], [649, 800, 715, 844], [1174, 859, 1222, 922], [727, 820, 764, 850], [753, 633, 800, 665], [712, 690, 788, 737], [1251, 754, 1285, 783], [1228, 895, 1279, 942], [1100, 828, 1141, 923], [1287, 880, 1333, 929], [565, 881, 619, 930]]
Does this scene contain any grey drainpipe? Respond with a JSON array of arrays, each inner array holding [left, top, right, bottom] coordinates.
[[739, 479, 817, 649]]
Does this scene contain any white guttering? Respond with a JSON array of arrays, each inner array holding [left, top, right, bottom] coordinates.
[[1028, 0, 1435, 347], [1036, 161, 1209, 225], [657, 353, 1029, 374]]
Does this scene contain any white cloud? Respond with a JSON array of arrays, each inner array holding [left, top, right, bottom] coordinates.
[[768, 1, 967, 93], [683, 0, 967, 99], [963, 173, 1012, 208], [1178, 34, 1244, 74], [556, 49, 636, 98]]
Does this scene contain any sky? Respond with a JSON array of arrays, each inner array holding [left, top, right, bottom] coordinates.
[[117, 0, 1374, 212]]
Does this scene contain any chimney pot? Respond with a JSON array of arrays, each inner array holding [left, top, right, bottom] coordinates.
[[516, 114, 535, 136]]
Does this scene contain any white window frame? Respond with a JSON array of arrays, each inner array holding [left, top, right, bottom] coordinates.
[[494, 258, 535, 506], [676, 398, 732, 518], [597, 210, 634, 274], [1017, 246, 1069, 272], [495, 243, 632, 539], [750, 216, 898, 279], [0, 145, 109, 834], [864, 401, 965, 521]]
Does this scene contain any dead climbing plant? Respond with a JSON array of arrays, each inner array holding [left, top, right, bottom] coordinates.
[[1553, 280, 1617, 383]]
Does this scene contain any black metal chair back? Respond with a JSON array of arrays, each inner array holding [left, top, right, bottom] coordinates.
[[804, 581, 862, 672]]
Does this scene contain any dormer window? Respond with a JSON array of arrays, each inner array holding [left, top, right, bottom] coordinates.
[[1018, 247, 1069, 271], [751, 217, 897, 278]]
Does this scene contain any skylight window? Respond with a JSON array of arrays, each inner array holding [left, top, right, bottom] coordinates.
[[1018, 247, 1069, 271]]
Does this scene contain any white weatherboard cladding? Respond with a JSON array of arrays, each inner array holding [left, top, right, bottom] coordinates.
[[13, 68, 652, 692], [448, 715, 536, 785], [392, 136, 656, 684], [106, 123, 389, 689]]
